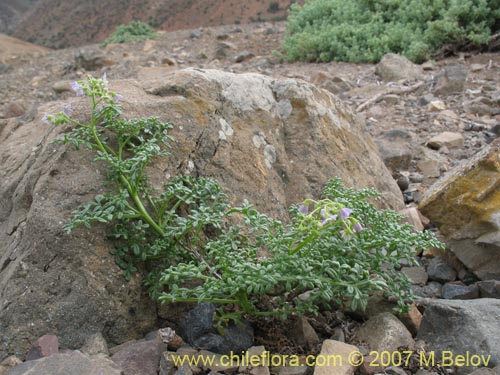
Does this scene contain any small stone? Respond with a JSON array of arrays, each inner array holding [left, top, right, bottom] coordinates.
[[470, 64, 485, 72], [196, 350, 239, 373], [376, 54, 423, 81], [402, 266, 428, 285], [427, 100, 446, 112], [409, 172, 424, 183], [427, 257, 457, 283], [359, 355, 385, 375], [75, 49, 105, 71], [422, 61, 435, 71], [174, 364, 193, 375], [162, 57, 178, 67], [476, 280, 500, 298], [396, 175, 410, 191], [313, 340, 360, 375], [385, 366, 407, 375], [398, 304, 422, 336], [234, 51, 255, 63], [427, 132, 464, 150], [356, 313, 414, 352], [190, 30, 202, 39], [0, 356, 22, 375], [111, 339, 161, 375], [25, 335, 59, 361], [412, 281, 443, 298], [331, 327, 345, 343], [52, 80, 72, 93], [239, 346, 270, 375], [442, 281, 480, 300], [80, 332, 109, 356], [273, 366, 308, 375], [433, 63, 468, 96], [291, 317, 320, 349]]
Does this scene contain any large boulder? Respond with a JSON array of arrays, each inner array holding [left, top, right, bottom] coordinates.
[[0, 68, 403, 359], [419, 139, 500, 280], [417, 299, 500, 369]]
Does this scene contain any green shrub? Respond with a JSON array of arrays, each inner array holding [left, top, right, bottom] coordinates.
[[102, 21, 156, 46], [42, 75, 443, 329], [282, 0, 500, 63]]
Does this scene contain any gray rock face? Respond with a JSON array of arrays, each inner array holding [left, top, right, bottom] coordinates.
[[0, 68, 403, 358], [5, 351, 123, 375], [111, 340, 160, 375], [427, 257, 457, 283], [433, 63, 468, 96], [441, 282, 479, 300], [417, 299, 500, 368]]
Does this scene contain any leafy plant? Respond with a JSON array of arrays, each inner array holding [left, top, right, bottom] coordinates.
[[102, 21, 156, 47], [282, 0, 500, 63], [43, 75, 443, 328]]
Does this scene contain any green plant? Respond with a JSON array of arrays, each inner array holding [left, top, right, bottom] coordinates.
[[43, 75, 443, 328], [282, 0, 500, 63], [268, 1, 280, 13], [102, 21, 156, 46]]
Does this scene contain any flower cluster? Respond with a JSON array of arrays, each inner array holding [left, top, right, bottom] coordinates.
[[42, 73, 121, 126]]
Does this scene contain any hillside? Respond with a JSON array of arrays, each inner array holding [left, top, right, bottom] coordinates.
[[0, 0, 39, 33], [11, 0, 302, 48]]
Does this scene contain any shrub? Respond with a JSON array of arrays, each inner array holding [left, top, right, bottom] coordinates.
[[42, 75, 443, 329], [268, 1, 280, 13], [282, 0, 500, 63], [102, 21, 156, 46]]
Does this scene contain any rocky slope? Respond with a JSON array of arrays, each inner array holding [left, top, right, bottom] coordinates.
[[0, 0, 39, 34], [10, 0, 302, 48], [1, 20, 500, 375]]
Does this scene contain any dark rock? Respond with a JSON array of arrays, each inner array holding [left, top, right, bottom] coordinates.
[[0, 63, 12, 74], [397, 175, 410, 191], [476, 280, 500, 298], [441, 282, 479, 300], [234, 51, 255, 63], [190, 30, 202, 39], [433, 63, 468, 96], [417, 299, 500, 370], [75, 49, 105, 71], [111, 339, 161, 375], [180, 303, 254, 354], [411, 281, 442, 298], [5, 351, 122, 375], [427, 257, 456, 283], [25, 335, 58, 361]]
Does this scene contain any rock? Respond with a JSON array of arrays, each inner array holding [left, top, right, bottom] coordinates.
[[465, 97, 495, 116], [239, 346, 270, 375], [190, 29, 202, 39], [0, 63, 12, 74], [411, 281, 442, 298], [75, 49, 105, 70], [398, 304, 422, 336], [417, 299, 500, 369], [158, 328, 185, 351], [3, 102, 26, 118], [214, 42, 236, 59], [470, 64, 485, 72], [416, 148, 446, 178], [476, 280, 500, 298], [25, 335, 58, 361], [179, 303, 254, 354], [441, 282, 479, 300], [427, 100, 446, 112], [0, 69, 403, 358], [375, 54, 423, 82], [399, 208, 425, 232], [0, 357, 22, 375], [427, 257, 457, 283], [375, 129, 415, 173], [274, 366, 308, 375], [4, 351, 122, 375], [419, 139, 500, 280], [291, 317, 320, 349], [234, 51, 255, 63], [313, 340, 360, 375], [196, 350, 239, 373], [80, 332, 109, 356], [52, 81, 72, 93], [356, 313, 414, 352], [427, 132, 464, 150], [401, 266, 428, 285], [433, 63, 468, 96], [111, 339, 161, 375], [320, 76, 353, 95], [397, 175, 410, 192], [385, 367, 407, 375], [359, 355, 385, 375]]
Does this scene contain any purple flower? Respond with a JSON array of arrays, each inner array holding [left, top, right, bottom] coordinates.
[[321, 215, 337, 226], [298, 205, 309, 215], [114, 93, 123, 102], [42, 113, 54, 125], [62, 104, 73, 116], [339, 208, 353, 220], [353, 222, 363, 232], [320, 209, 326, 218], [70, 81, 84, 96]]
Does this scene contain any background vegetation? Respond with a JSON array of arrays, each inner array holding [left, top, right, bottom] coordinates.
[[282, 0, 500, 63]]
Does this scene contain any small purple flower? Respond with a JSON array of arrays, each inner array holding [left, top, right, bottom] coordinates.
[[42, 113, 54, 125], [114, 93, 123, 102], [339, 208, 353, 220], [70, 81, 84, 96], [62, 104, 73, 116], [320, 208, 326, 218], [353, 222, 363, 232], [298, 205, 309, 215], [321, 215, 337, 226]]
